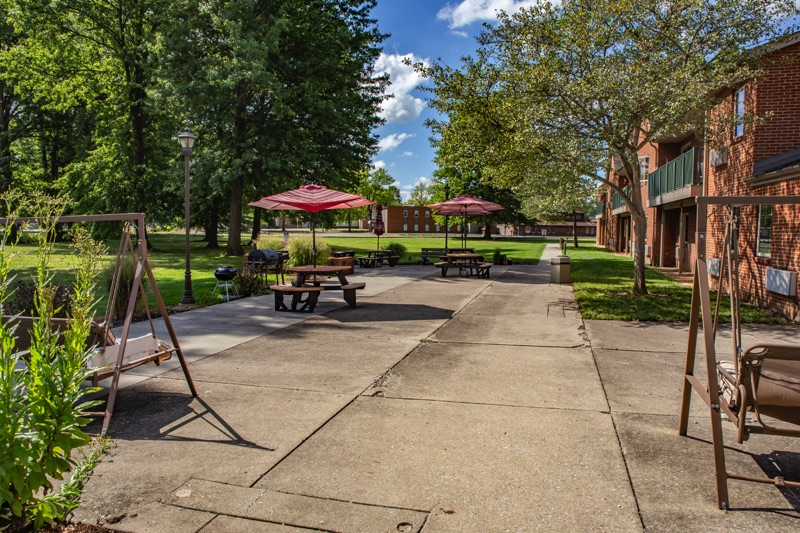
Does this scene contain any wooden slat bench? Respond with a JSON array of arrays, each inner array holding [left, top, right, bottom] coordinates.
[[269, 285, 324, 312], [319, 282, 366, 308]]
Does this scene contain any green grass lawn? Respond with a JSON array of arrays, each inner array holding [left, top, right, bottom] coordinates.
[[6, 232, 548, 311], [568, 244, 785, 323]]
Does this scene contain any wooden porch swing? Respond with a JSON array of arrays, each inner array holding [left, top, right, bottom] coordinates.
[[3, 213, 197, 435], [678, 196, 800, 510]]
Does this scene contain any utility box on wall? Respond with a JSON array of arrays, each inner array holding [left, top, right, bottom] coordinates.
[[765, 267, 798, 297]]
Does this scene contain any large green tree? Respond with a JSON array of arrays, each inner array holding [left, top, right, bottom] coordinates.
[[422, 0, 798, 294], [165, 0, 387, 256], [7, 0, 178, 221]]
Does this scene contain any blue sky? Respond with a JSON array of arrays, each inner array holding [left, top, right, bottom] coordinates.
[[370, 1, 542, 201]]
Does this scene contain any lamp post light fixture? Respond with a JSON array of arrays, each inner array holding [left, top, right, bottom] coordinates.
[[177, 127, 197, 306], [443, 183, 451, 250]]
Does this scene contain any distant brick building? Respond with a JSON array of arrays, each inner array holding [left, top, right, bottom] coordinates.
[[382, 205, 460, 234]]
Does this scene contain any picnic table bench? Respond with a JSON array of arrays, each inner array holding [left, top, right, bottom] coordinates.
[[269, 285, 324, 312], [419, 247, 475, 265]]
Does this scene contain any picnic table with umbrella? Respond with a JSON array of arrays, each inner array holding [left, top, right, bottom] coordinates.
[[428, 195, 504, 249], [249, 184, 372, 310]]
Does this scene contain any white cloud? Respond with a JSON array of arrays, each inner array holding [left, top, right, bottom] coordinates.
[[372, 160, 386, 169], [437, 0, 541, 29], [401, 151, 414, 157], [375, 52, 429, 124], [378, 132, 415, 153]]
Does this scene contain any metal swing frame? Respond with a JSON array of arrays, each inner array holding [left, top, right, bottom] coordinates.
[[678, 195, 800, 510], [2, 213, 197, 435]]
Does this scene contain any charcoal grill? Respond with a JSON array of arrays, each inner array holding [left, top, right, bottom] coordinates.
[[213, 266, 239, 301], [245, 248, 285, 284]]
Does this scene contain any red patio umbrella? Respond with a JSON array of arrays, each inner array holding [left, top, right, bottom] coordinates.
[[373, 204, 385, 250], [428, 195, 504, 248], [250, 184, 372, 265]]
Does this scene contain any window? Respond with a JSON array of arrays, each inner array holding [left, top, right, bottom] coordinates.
[[757, 205, 773, 257], [734, 88, 745, 138], [638, 156, 650, 177]]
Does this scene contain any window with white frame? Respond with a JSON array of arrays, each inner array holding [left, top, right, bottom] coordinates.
[[734, 87, 745, 138], [638, 156, 650, 177], [757, 205, 772, 257]]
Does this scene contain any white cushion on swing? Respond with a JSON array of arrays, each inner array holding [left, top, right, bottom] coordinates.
[[89, 333, 161, 370]]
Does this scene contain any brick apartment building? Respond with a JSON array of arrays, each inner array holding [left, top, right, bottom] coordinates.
[[597, 34, 800, 319], [382, 205, 461, 234]]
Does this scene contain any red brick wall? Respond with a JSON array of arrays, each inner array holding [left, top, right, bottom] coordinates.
[[704, 42, 800, 320]]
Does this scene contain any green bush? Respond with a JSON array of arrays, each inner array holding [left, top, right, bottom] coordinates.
[[253, 234, 285, 251], [0, 192, 107, 530], [6, 280, 74, 318], [385, 242, 406, 260], [285, 234, 330, 267]]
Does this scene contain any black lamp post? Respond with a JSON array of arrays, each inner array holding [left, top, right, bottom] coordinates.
[[177, 127, 197, 305], [444, 183, 451, 250]]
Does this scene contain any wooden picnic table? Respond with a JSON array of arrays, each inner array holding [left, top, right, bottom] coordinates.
[[434, 253, 492, 278], [279, 265, 365, 308], [356, 250, 399, 268]]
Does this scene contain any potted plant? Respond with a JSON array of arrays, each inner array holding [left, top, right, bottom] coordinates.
[[493, 248, 504, 265]]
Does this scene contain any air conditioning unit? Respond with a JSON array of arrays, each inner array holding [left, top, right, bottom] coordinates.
[[710, 147, 728, 167], [765, 267, 798, 296], [707, 257, 721, 277]]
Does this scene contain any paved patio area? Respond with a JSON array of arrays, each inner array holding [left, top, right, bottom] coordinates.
[[75, 245, 800, 532]]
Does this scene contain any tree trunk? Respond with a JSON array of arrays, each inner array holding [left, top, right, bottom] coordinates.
[[573, 210, 579, 248], [225, 91, 247, 257], [205, 201, 220, 249], [0, 87, 14, 193], [250, 208, 261, 243], [483, 223, 492, 238], [632, 212, 648, 294]]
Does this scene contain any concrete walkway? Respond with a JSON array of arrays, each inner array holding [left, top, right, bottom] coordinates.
[[76, 245, 800, 532]]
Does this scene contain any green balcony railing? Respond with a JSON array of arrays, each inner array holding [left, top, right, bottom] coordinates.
[[647, 148, 698, 199], [611, 189, 627, 210]]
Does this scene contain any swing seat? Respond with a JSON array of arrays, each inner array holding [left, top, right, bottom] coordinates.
[[718, 344, 800, 437], [88, 331, 174, 385]]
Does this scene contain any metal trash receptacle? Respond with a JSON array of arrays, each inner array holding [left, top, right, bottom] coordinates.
[[550, 255, 571, 283]]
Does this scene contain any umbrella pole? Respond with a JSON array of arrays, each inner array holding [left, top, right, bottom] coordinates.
[[312, 214, 317, 267]]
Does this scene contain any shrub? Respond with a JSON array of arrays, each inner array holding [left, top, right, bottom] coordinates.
[[0, 192, 106, 530], [285, 234, 330, 267], [385, 242, 406, 260], [102, 254, 148, 321], [233, 265, 265, 297], [253, 235, 285, 251], [6, 280, 74, 318], [493, 248, 503, 264]]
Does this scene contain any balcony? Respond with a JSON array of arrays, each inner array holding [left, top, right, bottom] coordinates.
[[611, 188, 628, 215], [647, 148, 703, 207], [595, 200, 606, 219]]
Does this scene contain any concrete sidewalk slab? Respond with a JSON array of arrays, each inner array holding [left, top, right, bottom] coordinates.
[[432, 313, 588, 348], [256, 397, 642, 532], [377, 342, 606, 411], [617, 413, 800, 530]]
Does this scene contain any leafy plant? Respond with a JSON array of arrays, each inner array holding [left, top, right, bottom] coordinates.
[[253, 235, 285, 251], [385, 242, 406, 260], [233, 265, 265, 298], [7, 280, 74, 318], [493, 248, 503, 264], [285, 234, 330, 267], [0, 192, 107, 530], [102, 254, 148, 321]]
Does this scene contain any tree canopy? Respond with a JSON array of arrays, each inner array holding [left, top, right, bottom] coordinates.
[[0, 0, 387, 254], [420, 0, 799, 293]]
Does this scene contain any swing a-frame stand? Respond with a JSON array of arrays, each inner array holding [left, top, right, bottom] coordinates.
[[4, 213, 198, 436], [678, 195, 800, 510]]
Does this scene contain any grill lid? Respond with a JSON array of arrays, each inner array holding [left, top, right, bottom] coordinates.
[[214, 266, 237, 281], [248, 248, 283, 264]]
